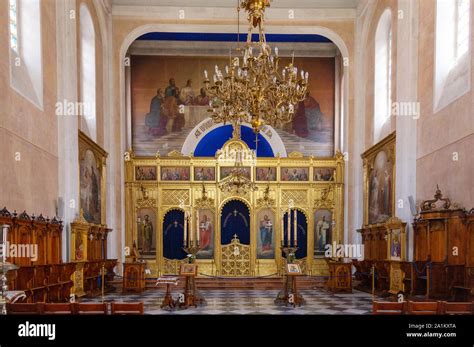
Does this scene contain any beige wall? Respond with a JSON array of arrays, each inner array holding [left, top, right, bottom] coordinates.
[[416, 0, 474, 208], [0, 0, 110, 232], [0, 0, 58, 216], [347, 0, 398, 240], [350, 0, 473, 247]]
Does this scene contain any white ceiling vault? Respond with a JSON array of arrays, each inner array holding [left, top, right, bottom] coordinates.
[[111, 0, 359, 9]]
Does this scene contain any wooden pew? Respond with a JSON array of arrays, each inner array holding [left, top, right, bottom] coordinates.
[[407, 301, 441, 315], [440, 302, 473, 315], [43, 303, 74, 315], [372, 301, 406, 315], [75, 303, 108, 315], [111, 302, 144, 315], [6, 303, 43, 315]]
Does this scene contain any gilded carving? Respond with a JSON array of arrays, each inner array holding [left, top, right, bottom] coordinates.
[[125, 149, 344, 277]]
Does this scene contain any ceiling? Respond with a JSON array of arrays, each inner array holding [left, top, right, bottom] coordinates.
[[111, 0, 359, 9]]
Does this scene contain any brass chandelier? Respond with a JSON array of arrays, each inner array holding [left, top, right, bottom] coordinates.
[[204, 0, 309, 134]]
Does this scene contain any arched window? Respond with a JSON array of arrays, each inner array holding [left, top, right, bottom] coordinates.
[[80, 4, 97, 141], [434, 0, 471, 112], [373, 9, 392, 143], [9, 0, 18, 53], [9, 0, 43, 109]]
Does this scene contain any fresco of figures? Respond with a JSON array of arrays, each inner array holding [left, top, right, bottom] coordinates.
[[80, 149, 102, 224], [314, 168, 335, 181], [280, 168, 309, 181], [131, 55, 335, 157], [255, 167, 277, 181], [257, 209, 275, 259], [135, 166, 157, 181], [196, 209, 214, 259], [137, 208, 157, 257], [161, 167, 190, 181], [368, 150, 393, 224], [194, 167, 216, 181], [314, 209, 333, 257]]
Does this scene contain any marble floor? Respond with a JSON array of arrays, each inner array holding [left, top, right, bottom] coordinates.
[[83, 288, 374, 315]]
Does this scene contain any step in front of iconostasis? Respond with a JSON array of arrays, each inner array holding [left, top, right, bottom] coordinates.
[[110, 276, 327, 291]]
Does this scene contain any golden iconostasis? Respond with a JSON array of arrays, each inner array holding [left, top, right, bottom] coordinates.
[[124, 139, 345, 278]]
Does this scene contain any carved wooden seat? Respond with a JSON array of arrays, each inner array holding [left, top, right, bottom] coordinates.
[[407, 301, 441, 315], [372, 301, 405, 315], [111, 302, 144, 315], [43, 303, 74, 315]]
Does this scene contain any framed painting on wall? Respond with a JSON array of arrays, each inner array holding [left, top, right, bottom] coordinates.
[[280, 168, 309, 181], [136, 208, 157, 257], [256, 209, 275, 259], [362, 132, 396, 226], [161, 167, 190, 181], [255, 167, 277, 181], [314, 167, 335, 182], [194, 167, 216, 181], [79, 131, 107, 225], [386, 217, 407, 261], [314, 209, 333, 257], [196, 208, 214, 259], [135, 166, 157, 181]]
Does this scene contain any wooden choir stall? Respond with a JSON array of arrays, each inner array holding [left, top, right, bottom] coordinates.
[[70, 211, 117, 298], [412, 187, 474, 300], [0, 207, 75, 303], [0, 207, 118, 303], [353, 186, 474, 301]]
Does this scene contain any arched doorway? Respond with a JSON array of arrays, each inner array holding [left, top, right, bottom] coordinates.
[[162, 209, 187, 260], [220, 199, 251, 276]]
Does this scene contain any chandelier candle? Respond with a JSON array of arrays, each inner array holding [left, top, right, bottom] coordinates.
[[203, 0, 308, 134]]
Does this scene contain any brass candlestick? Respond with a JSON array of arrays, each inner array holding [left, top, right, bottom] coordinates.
[[281, 246, 298, 262], [182, 242, 200, 262]]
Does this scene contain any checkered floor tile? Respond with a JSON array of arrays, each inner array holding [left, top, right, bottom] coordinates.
[[83, 288, 374, 315]]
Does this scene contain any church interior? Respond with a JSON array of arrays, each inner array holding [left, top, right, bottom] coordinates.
[[1, 0, 474, 328]]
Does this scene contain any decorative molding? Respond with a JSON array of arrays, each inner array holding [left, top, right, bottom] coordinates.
[[288, 151, 304, 158]]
